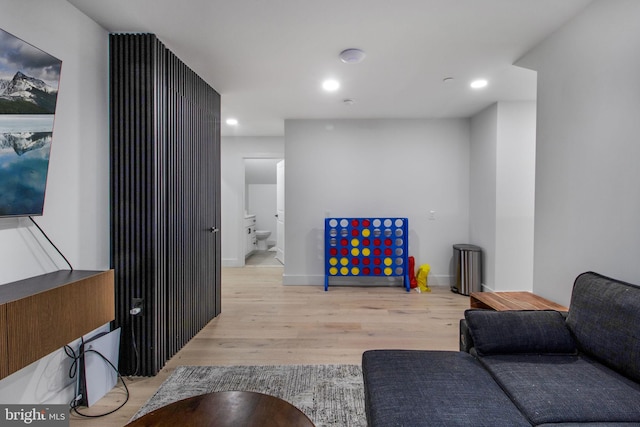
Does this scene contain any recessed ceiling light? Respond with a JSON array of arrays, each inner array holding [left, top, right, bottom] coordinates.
[[470, 79, 488, 89], [339, 48, 366, 64], [226, 118, 238, 125], [322, 79, 340, 91]]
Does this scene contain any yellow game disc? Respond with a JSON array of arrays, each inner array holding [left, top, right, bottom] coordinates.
[[351, 238, 360, 247], [384, 267, 392, 276], [340, 257, 349, 266], [329, 267, 338, 275], [384, 257, 393, 266], [329, 257, 338, 266], [362, 248, 371, 256], [340, 267, 349, 275], [362, 229, 371, 237], [351, 248, 360, 256], [351, 267, 360, 275]]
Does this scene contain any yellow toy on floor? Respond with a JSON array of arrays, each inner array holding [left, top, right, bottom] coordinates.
[[416, 264, 431, 293]]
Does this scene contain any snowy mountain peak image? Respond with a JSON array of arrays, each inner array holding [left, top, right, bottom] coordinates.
[[0, 71, 59, 114], [0, 28, 62, 115], [9, 71, 56, 94]]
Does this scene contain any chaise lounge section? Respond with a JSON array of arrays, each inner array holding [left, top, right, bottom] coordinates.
[[362, 271, 640, 426]]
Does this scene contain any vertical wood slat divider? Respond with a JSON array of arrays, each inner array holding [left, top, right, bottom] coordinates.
[[110, 34, 220, 376]]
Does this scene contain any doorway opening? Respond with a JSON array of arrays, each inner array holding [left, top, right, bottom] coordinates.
[[243, 158, 284, 266]]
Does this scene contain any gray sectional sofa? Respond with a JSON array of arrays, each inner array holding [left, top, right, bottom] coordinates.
[[362, 272, 640, 426]]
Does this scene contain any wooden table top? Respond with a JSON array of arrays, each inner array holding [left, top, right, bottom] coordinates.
[[470, 291, 568, 312], [125, 391, 315, 427]]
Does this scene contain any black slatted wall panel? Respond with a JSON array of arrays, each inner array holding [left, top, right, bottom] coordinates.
[[165, 50, 221, 356], [110, 34, 220, 376]]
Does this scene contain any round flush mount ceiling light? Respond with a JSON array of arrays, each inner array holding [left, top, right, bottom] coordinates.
[[322, 79, 340, 91], [226, 118, 238, 125], [470, 79, 488, 89], [339, 48, 366, 64]]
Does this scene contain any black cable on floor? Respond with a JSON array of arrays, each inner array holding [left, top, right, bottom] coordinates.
[[64, 341, 129, 418]]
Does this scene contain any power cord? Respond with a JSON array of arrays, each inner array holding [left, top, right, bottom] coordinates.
[[130, 320, 140, 377], [28, 216, 74, 271], [64, 339, 129, 418]]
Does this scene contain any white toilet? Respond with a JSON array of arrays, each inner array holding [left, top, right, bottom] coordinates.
[[255, 230, 271, 250]]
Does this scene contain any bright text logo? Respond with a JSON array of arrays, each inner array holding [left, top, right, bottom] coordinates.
[[1, 405, 67, 427]]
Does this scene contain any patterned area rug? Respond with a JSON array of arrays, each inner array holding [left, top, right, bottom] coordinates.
[[131, 364, 366, 426]]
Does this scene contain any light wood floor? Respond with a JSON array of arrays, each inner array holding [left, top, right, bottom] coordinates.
[[70, 267, 470, 426]]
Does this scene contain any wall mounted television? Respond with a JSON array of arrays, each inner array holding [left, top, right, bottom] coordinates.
[[0, 28, 61, 217]]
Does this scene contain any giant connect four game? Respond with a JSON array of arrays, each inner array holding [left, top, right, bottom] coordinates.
[[324, 217, 409, 291]]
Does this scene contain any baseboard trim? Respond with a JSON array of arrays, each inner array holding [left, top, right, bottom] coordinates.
[[222, 258, 243, 267], [282, 273, 453, 288]]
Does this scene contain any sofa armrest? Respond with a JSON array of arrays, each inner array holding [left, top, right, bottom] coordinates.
[[459, 318, 474, 353]]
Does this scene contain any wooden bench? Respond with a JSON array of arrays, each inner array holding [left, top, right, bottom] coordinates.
[[470, 291, 568, 312]]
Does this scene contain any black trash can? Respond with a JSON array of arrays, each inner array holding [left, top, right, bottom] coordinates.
[[451, 244, 482, 295]]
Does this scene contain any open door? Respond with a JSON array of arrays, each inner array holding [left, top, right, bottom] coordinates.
[[275, 160, 285, 264]]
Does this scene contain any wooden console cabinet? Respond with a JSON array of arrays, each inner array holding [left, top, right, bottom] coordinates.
[[0, 270, 114, 379]]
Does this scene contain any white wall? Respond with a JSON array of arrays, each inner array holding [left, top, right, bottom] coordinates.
[[284, 119, 470, 286], [517, 0, 640, 306], [494, 101, 536, 291], [0, 0, 109, 404], [469, 105, 498, 289], [221, 136, 284, 266], [469, 102, 536, 292]]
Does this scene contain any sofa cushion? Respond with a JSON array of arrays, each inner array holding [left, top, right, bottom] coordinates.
[[464, 309, 576, 356], [567, 271, 640, 383], [362, 350, 531, 426], [479, 354, 640, 425]]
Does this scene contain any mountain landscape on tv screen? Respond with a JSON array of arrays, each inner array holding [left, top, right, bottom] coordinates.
[[0, 71, 58, 114], [0, 28, 61, 217]]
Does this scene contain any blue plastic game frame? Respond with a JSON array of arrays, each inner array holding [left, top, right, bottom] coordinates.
[[324, 217, 410, 292]]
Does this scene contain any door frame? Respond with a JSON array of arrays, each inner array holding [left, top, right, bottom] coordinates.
[[275, 159, 285, 264], [241, 155, 284, 266]]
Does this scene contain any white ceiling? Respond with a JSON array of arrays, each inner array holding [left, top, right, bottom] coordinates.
[[67, 0, 593, 136]]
